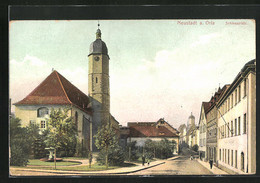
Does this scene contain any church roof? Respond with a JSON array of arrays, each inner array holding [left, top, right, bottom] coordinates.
[[14, 70, 92, 115], [129, 125, 179, 138]]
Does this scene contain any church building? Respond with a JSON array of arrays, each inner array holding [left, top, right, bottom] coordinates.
[[13, 27, 119, 152]]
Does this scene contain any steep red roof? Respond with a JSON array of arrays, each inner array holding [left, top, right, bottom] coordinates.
[[14, 70, 92, 114], [129, 125, 179, 138]]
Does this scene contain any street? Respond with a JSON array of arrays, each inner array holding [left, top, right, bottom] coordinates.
[[10, 155, 216, 176], [127, 156, 213, 175]]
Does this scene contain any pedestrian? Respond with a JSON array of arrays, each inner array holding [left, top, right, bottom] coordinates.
[[142, 155, 145, 166], [190, 155, 193, 160], [147, 159, 150, 166], [209, 159, 213, 169]]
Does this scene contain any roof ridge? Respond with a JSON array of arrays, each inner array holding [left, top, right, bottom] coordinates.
[[54, 71, 72, 105], [56, 71, 88, 99]]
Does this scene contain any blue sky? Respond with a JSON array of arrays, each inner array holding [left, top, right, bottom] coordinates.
[[9, 19, 255, 128]]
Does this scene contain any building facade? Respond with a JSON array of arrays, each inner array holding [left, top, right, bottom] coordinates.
[[88, 28, 119, 147], [205, 85, 228, 163], [198, 102, 209, 161], [216, 60, 256, 174], [14, 70, 93, 150], [123, 118, 180, 154], [14, 28, 120, 153]]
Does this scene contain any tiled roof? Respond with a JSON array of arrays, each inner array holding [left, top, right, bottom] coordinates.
[[129, 125, 179, 138], [14, 70, 92, 114]]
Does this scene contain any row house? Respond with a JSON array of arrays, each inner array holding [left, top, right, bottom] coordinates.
[[216, 59, 256, 174], [198, 102, 209, 161]]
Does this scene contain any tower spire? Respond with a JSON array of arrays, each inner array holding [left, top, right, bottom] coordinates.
[[96, 21, 101, 39]]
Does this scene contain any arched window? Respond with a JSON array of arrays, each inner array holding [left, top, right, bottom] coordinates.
[[37, 107, 49, 117], [241, 152, 244, 171], [75, 111, 78, 130]]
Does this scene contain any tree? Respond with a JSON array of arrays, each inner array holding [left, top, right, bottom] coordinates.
[[144, 139, 156, 160], [192, 144, 199, 152], [26, 123, 48, 159], [10, 118, 30, 166], [44, 108, 77, 157], [94, 123, 122, 169], [126, 141, 140, 161]]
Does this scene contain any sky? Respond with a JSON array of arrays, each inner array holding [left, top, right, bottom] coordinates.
[[9, 19, 255, 128]]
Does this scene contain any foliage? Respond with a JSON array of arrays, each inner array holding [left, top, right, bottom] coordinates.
[[179, 142, 189, 152], [142, 138, 176, 159], [144, 139, 156, 160], [44, 108, 77, 157], [126, 141, 140, 161], [94, 124, 124, 168], [158, 138, 176, 159], [75, 139, 88, 157], [26, 123, 48, 159], [97, 145, 125, 166], [192, 144, 199, 152], [10, 118, 30, 166]]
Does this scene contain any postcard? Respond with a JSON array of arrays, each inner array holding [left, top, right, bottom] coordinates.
[[9, 16, 256, 176]]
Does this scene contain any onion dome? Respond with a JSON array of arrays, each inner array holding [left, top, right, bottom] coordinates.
[[89, 28, 108, 56], [189, 112, 195, 119]]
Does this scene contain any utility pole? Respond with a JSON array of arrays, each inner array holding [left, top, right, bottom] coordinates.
[[129, 146, 131, 161], [54, 148, 56, 170]]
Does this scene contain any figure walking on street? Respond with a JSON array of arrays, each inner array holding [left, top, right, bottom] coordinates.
[[142, 155, 145, 166], [209, 159, 213, 169]]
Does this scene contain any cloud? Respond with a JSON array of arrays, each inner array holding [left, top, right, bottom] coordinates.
[[10, 54, 47, 67], [24, 55, 47, 66], [10, 59, 25, 66], [59, 67, 88, 91], [190, 33, 220, 47]]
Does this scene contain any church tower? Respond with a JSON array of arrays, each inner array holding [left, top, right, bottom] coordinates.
[[88, 26, 110, 140]]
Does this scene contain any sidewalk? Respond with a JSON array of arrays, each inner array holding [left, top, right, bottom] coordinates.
[[196, 159, 228, 175], [10, 156, 179, 176]]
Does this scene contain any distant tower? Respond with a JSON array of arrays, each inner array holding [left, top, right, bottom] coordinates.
[[187, 112, 195, 130], [88, 25, 110, 145]]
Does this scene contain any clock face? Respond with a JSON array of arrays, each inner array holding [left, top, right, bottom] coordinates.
[[94, 56, 100, 61]]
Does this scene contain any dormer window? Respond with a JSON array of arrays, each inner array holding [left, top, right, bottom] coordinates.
[[159, 132, 165, 136], [37, 107, 49, 117]]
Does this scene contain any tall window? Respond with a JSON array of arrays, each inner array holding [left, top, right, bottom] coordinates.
[[238, 117, 241, 135], [96, 77, 98, 83], [225, 149, 226, 163], [231, 150, 233, 166], [235, 119, 237, 136], [37, 107, 49, 117], [40, 120, 46, 128], [227, 123, 229, 137], [235, 150, 237, 168], [228, 149, 230, 165], [224, 125, 227, 138], [223, 149, 224, 162], [238, 85, 241, 102], [243, 113, 247, 134], [244, 79, 247, 97], [231, 121, 233, 137], [241, 152, 244, 171], [231, 94, 233, 107], [75, 111, 78, 130], [228, 98, 230, 111], [235, 89, 237, 104], [220, 149, 221, 161]]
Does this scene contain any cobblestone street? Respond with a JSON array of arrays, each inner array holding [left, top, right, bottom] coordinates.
[[128, 156, 213, 175]]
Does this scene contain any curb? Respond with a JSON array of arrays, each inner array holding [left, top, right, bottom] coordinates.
[[10, 158, 173, 175], [112, 161, 165, 174], [196, 159, 228, 175]]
